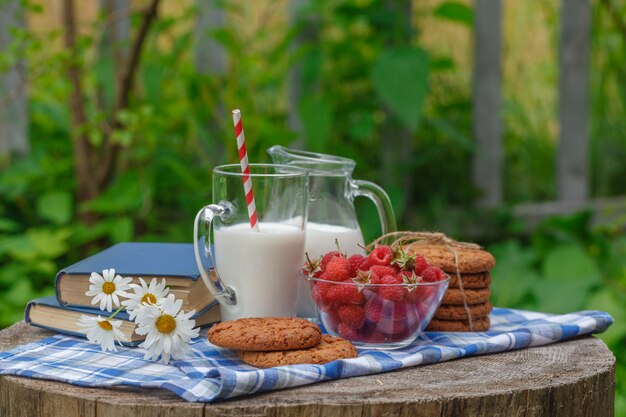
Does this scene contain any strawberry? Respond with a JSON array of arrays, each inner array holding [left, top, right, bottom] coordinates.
[[422, 266, 446, 282], [325, 280, 365, 305], [325, 257, 350, 282], [414, 255, 429, 275], [367, 245, 392, 266], [337, 323, 360, 340], [369, 265, 398, 279], [347, 254, 366, 277], [378, 275, 404, 302], [321, 251, 342, 270], [337, 304, 365, 329]]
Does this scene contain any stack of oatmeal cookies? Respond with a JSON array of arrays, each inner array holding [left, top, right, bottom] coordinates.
[[406, 243, 495, 332]]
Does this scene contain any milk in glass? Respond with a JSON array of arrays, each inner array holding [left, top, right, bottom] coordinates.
[[305, 222, 365, 258], [214, 222, 305, 321]]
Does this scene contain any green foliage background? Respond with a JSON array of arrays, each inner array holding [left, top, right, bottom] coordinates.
[[1, 0, 626, 413]]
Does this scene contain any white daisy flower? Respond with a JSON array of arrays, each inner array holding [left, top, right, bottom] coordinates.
[[86, 268, 133, 312], [122, 277, 169, 320], [76, 315, 126, 351], [134, 294, 199, 363]]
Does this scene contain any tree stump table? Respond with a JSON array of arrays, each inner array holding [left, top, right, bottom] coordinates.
[[0, 321, 615, 417]]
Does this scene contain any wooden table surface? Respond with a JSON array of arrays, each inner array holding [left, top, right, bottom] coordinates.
[[0, 321, 616, 417]]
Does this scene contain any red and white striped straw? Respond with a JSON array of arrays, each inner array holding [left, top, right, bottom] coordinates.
[[232, 109, 259, 232]]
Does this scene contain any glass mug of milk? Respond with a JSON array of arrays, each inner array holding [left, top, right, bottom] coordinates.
[[267, 146, 397, 318], [193, 164, 308, 321]]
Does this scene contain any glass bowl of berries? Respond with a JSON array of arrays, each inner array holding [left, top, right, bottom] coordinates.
[[302, 244, 450, 349]]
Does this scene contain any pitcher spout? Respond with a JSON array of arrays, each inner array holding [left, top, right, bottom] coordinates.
[[267, 145, 356, 175]]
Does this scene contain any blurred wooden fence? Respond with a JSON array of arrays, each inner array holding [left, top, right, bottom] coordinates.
[[0, 0, 606, 220], [0, 0, 28, 163], [473, 0, 591, 208]]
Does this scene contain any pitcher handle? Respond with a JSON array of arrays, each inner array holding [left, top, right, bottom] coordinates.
[[193, 203, 237, 307], [351, 180, 397, 236]]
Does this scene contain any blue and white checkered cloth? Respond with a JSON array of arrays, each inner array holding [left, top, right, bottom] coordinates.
[[0, 308, 613, 402]]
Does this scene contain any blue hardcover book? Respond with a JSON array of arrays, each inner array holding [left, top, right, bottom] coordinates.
[[55, 242, 215, 313], [25, 296, 220, 346]]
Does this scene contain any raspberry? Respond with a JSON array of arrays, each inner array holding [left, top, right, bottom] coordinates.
[[337, 323, 360, 340], [396, 270, 419, 283], [337, 304, 365, 329], [375, 319, 406, 335], [302, 254, 323, 277], [390, 303, 409, 321], [387, 327, 411, 341], [362, 330, 386, 343], [404, 286, 423, 304], [357, 258, 372, 272], [367, 245, 392, 266], [347, 254, 366, 277], [378, 275, 405, 302], [422, 266, 446, 282], [325, 257, 350, 282], [325, 280, 365, 305], [321, 251, 341, 270], [369, 265, 397, 279], [418, 285, 439, 303], [405, 313, 421, 333], [414, 255, 429, 275], [323, 308, 340, 332], [364, 298, 383, 322], [312, 280, 332, 306]]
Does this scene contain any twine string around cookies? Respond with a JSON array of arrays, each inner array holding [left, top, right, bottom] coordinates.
[[368, 231, 481, 331]]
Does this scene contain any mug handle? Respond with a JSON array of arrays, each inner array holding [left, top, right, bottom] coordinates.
[[351, 180, 397, 236], [193, 203, 237, 307]]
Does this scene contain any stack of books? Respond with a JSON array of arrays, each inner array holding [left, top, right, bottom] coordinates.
[[25, 242, 220, 346]]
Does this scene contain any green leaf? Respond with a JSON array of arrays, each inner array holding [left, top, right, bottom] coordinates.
[[3, 228, 71, 262], [0, 217, 20, 232], [585, 288, 626, 347], [535, 244, 602, 313], [298, 96, 333, 152], [434, 2, 473, 26], [0, 279, 35, 327], [0, 263, 27, 286], [80, 173, 144, 215], [36, 191, 73, 225], [431, 56, 455, 72], [110, 217, 134, 243], [489, 240, 539, 309], [348, 112, 376, 141], [371, 47, 429, 133]]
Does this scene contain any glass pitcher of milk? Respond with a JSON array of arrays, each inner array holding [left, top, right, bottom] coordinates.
[[268, 145, 397, 317]]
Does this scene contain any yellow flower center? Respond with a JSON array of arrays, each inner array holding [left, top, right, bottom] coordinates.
[[102, 281, 116, 295], [141, 293, 157, 304], [98, 320, 113, 331], [155, 314, 176, 334]]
